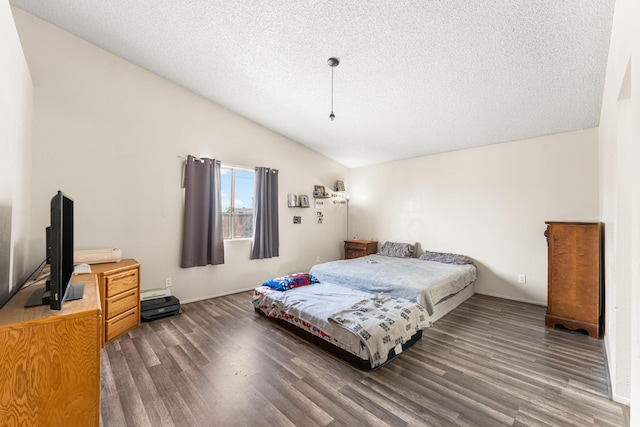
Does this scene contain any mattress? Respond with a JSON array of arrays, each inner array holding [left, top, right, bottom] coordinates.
[[309, 254, 477, 315], [252, 282, 428, 369]]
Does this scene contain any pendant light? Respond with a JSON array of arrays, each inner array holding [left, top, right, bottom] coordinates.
[[328, 57, 339, 120]]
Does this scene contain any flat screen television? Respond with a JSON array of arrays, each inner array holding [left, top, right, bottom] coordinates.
[[25, 191, 84, 310]]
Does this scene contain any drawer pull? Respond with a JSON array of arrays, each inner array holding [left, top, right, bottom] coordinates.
[[112, 289, 136, 302]]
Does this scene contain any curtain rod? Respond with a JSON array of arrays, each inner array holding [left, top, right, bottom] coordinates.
[[177, 155, 252, 171]]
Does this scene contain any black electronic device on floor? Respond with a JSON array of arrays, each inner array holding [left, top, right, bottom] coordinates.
[[140, 296, 180, 321]]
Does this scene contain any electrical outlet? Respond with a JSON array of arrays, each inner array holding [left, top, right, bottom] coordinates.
[[165, 277, 172, 288], [518, 274, 526, 284]]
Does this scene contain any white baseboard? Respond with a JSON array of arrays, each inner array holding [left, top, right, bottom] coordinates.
[[178, 286, 257, 305], [474, 291, 546, 306], [612, 393, 631, 406]]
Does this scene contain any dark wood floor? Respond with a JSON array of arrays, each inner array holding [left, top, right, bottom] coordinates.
[[100, 293, 629, 426]]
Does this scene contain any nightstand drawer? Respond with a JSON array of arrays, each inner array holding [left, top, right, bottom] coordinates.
[[344, 240, 378, 260], [106, 288, 138, 319], [105, 269, 139, 297], [346, 249, 365, 259], [105, 308, 138, 342]]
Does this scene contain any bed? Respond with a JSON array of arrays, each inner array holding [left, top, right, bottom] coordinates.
[[252, 280, 429, 370], [309, 250, 477, 325]]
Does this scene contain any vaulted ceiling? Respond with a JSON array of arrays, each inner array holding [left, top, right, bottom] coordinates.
[[10, 1, 616, 168]]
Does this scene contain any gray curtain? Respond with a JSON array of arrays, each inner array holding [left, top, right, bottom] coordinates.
[[181, 156, 224, 267], [251, 167, 279, 259]]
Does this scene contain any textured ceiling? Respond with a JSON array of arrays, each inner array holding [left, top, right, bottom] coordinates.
[[10, 1, 615, 168]]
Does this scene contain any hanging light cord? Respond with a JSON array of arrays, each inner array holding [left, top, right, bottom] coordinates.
[[328, 57, 339, 121], [330, 66, 335, 120]]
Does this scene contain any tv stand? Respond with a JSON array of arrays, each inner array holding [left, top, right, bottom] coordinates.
[[0, 274, 101, 426], [24, 286, 51, 306], [24, 281, 85, 307], [65, 282, 85, 302]]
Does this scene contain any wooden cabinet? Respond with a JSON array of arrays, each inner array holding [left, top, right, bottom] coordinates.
[[544, 222, 602, 338], [344, 240, 378, 259], [83, 259, 140, 347], [0, 274, 101, 426]]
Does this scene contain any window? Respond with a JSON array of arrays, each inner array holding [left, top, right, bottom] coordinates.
[[221, 167, 254, 239]]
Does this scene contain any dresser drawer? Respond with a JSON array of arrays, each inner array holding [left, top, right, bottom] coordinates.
[[346, 249, 365, 259], [105, 268, 139, 298], [105, 288, 138, 319], [105, 308, 138, 342], [344, 242, 364, 251], [344, 240, 378, 260]]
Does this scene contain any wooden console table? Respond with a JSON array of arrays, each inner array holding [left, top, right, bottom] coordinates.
[[0, 274, 101, 426]]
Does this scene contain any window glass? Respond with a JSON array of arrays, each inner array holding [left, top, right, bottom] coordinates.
[[221, 167, 254, 239]]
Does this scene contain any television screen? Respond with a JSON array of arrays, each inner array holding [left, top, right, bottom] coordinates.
[[25, 191, 83, 310], [49, 191, 75, 310]]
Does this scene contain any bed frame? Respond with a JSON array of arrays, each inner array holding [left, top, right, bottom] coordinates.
[[254, 308, 423, 371]]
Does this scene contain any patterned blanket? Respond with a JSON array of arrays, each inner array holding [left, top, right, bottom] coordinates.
[[329, 293, 428, 368]]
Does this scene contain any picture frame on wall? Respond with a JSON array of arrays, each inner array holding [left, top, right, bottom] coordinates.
[[313, 185, 326, 197], [299, 195, 310, 208], [335, 180, 345, 192]]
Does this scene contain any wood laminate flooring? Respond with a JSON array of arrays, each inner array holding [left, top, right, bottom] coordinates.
[[100, 293, 629, 426]]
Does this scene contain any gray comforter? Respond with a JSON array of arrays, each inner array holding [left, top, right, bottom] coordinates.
[[310, 254, 477, 315]]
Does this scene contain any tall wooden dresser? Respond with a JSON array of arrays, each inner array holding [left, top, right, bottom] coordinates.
[[544, 221, 603, 338]]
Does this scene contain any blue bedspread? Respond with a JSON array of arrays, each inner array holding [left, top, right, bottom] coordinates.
[[309, 254, 477, 315]]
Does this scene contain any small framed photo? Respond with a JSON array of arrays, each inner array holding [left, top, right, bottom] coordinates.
[[299, 194, 310, 208], [315, 199, 324, 209], [313, 185, 326, 198], [335, 180, 345, 192]]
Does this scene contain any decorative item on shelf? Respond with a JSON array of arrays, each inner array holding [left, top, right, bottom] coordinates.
[[328, 57, 339, 121], [335, 180, 345, 192], [299, 194, 310, 208], [313, 185, 328, 198], [287, 194, 298, 207]]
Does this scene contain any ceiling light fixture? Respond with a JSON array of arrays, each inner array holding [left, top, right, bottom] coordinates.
[[328, 57, 339, 121]]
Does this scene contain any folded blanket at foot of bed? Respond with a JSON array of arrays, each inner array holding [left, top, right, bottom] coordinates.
[[253, 282, 429, 369], [329, 293, 428, 367]]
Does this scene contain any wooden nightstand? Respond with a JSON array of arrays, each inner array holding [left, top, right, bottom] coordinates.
[[81, 259, 141, 347], [344, 240, 378, 259]]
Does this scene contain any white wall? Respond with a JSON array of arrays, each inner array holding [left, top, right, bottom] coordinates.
[[349, 129, 599, 306], [0, 1, 33, 306], [598, 0, 639, 410], [12, 8, 348, 303]]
